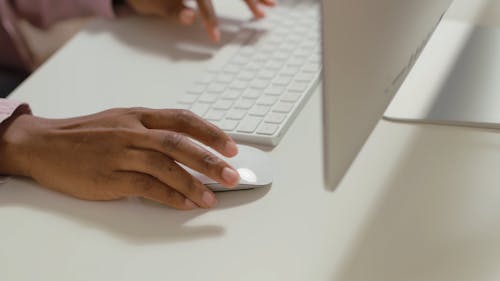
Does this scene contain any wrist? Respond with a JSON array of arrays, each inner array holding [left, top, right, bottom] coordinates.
[[0, 113, 39, 178]]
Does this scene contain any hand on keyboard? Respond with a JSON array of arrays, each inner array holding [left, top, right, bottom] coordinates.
[[177, 1, 322, 146], [126, 0, 276, 42]]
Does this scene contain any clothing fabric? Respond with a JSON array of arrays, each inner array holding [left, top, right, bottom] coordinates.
[[0, 0, 115, 123], [0, 0, 114, 72]]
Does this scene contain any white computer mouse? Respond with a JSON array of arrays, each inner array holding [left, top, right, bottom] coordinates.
[[183, 145, 273, 192]]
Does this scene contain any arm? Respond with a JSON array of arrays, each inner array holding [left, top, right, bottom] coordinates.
[[10, 0, 115, 28], [0, 0, 115, 72]]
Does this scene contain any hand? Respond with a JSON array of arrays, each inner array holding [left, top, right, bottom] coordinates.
[[125, 0, 276, 42], [0, 108, 240, 210]]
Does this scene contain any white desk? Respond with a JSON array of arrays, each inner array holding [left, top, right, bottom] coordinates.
[[3, 1, 500, 280]]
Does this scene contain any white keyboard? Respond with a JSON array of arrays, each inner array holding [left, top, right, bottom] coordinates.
[[176, 1, 321, 146]]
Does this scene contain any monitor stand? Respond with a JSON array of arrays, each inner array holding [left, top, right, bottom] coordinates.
[[384, 19, 500, 129]]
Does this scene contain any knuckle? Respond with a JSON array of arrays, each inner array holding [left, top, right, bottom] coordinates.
[[162, 133, 186, 153], [133, 175, 155, 193], [164, 187, 177, 200], [202, 153, 222, 172], [187, 178, 200, 195], [207, 128, 224, 143], [174, 109, 196, 124]]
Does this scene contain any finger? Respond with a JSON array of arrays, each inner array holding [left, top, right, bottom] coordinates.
[[140, 130, 240, 187], [166, 1, 196, 25], [118, 171, 197, 210], [243, 0, 265, 18], [195, 0, 220, 42], [259, 0, 276, 7], [120, 149, 218, 209], [140, 109, 238, 157], [178, 7, 196, 25]]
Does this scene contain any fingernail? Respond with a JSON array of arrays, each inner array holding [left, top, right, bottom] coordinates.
[[224, 141, 238, 156], [179, 10, 195, 25], [255, 8, 266, 18], [202, 191, 217, 207], [222, 167, 240, 186], [212, 29, 221, 42], [185, 199, 197, 209]]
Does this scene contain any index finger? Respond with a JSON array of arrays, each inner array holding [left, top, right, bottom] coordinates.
[[196, 0, 220, 42], [140, 109, 238, 157]]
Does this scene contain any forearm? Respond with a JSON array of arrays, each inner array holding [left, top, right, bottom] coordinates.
[[9, 0, 115, 28]]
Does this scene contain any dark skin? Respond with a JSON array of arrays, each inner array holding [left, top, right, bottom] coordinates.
[[126, 0, 276, 42], [0, 0, 276, 210], [0, 109, 240, 210]]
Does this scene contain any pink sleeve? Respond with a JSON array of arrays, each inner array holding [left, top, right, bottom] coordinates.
[[0, 99, 31, 183], [0, 99, 31, 125], [11, 0, 115, 28]]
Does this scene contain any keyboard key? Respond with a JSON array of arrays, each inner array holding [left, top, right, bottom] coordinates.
[[207, 83, 226, 93], [272, 52, 290, 61], [217, 74, 235, 83], [249, 105, 271, 117], [235, 99, 255, 109], [205, 110, 226, 121], [198, 93, 219, 103], [303, 63, 321, 73], [221, 89, 242, 100], [239, 47, 257, 57], [288, 82, 309, 93], [226, 109, 247, 120], [238, 71, 256, 81], [191, 103, 210, 116], [273, 102, 294, 113], [213, 100, 234, 110], [264, 86, 285, 96], [280, 66, 300, 76], [230, 81, 249, 90], [231, 55, 251, 65], [257, 70, 277, 80], [295, 73, 316, 83], [245, 61, 265, 71], [253, 53, 269, 62], [273, 76, 293, 86], [243, 89, 262, 99], [294, 48, 312, 58], [266, 60, 284, 70], [224, 64, 241, 74], [265, 112, 287, 124], [237, 116, 262, 133], [251, 80, 270, 89], [257, 96, 278, 106], [281, 92, 302, 103], [219, 119, 239, 132], [187, 85, 206, 95], [257, 123, 279, 136], [287, 58, 305, 67]]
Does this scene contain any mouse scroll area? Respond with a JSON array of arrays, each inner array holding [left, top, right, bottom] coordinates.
[[181, 145, 274, 192]]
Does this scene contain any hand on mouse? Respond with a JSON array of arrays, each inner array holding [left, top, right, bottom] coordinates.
[[125, 0, 276, 42], [0, 108, 240, 210]]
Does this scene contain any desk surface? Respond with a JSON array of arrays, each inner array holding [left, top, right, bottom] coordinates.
[[3, 1, 500, 280]]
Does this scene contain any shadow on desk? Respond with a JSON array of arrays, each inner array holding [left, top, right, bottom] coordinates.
[[333, 123, 500, 281], [84, 16, 266, 63], [0, 179, 269, 244]]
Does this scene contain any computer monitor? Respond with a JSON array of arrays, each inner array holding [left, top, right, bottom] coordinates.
[[321, 0, 453, 189]]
